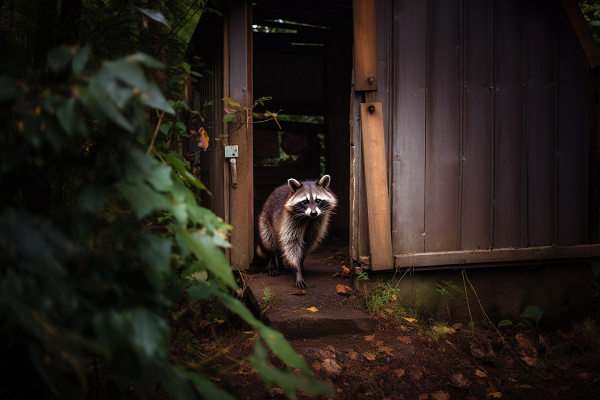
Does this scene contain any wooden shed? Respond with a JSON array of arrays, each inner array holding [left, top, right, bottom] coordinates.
[[189, 0, 600, 278]]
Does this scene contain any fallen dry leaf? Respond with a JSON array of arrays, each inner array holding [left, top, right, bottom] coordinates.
[[378, 345, 394, 355], [383, 308, 396, 315], [397, 336, 412, 344], [336, 388, 343, 394], [364, 334, 376, 342], [395, 368, 405, 378], [392, 294, 397, 301], [306, 307, 319, 312], [347, 351, 358, 360], [418, 394, 429, 400], [450, 373, 471, 389], [363, 352, 376, 361], [336, 284, 353, 295], [270, 387, 285, 396], [195, 127, 209, 151], [475, 369, 487, 378], [579, 372, 592, 380], [488, 392, 502, 398], [432, 392, 450, 400], [321, 359, 342, 375], [311, 361, 321, 373], [433, 326, 456, 334], [375, 340, 384, 346], [291, 290, 306, 295], [403, 317, 418, 323]]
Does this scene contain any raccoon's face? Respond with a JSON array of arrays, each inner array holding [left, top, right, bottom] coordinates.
[[286, 175, 337, 219]]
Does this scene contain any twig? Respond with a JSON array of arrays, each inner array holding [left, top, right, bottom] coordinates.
[[462, 269, 474, 331], [147, 110, 165, 154]]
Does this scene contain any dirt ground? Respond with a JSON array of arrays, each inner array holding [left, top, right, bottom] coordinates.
[[193, 314, 600, 400], [166, 236, 600, 400]]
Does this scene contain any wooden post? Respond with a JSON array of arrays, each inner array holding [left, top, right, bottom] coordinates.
[[353, 0, 378, 91], [360, 102, 393, 270], [227, 0, 253, 270]]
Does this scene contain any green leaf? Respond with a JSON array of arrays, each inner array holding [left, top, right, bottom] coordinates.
[[176, 228, 236, 288], [72, 45, 90, 74], [56, 97, 85, 137], [160, 123, 170, 136], [180, 62, 191, 73], [116, 182, 173, 219], [498, 320, 513, 328], [190, 71, 202, 77], [140, 79, 176, 115], [249, 339, 334, 400], [131, 309, 170, 359], [136, 233, 172, 289], [134, 6, 170, 28], [161, 152, 208, 191], [47, 45, 74, 72], [188, 371, 238, 400], [520, 305, 543, 326], [223, 114, 236, 123], [259, 326, 313, 376], [129, 52, 165, 69], [79, 185, 112, 213]]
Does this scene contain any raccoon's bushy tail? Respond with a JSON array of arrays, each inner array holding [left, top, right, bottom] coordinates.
[[251, 244, 271, 268]]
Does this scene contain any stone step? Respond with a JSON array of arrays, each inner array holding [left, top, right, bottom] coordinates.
[[245, 240, 374, 340]]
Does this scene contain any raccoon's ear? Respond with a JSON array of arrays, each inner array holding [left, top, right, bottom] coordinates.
[[288, 178, 303, 193], [317, 175, 331, 188]]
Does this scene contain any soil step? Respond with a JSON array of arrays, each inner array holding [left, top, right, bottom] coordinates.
[[244, 240, 374, 340]]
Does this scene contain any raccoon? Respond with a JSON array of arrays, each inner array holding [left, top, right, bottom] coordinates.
[[255, 175, 338, 289]]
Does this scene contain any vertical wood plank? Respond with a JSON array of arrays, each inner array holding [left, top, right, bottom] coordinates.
[[350, 82, 370, 262], [424, 0, 461, 252], [526, 0, 556, 246], [353, 0, 378, 91], [461, 0, 494, 250], [557, 6, 589, 245], [589, 68, 600, 244], [228, 0, 253, 269], [360, 102, 393, 270], [375, 0, 393, 183], [493, 0, 526, 248], [391, 0, 426, 254], [326, 22, 353, 237]]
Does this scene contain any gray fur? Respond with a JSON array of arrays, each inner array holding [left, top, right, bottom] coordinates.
[[255, 175, 338, 288]]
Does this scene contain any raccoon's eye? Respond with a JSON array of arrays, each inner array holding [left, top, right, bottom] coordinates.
[[315, 199, 322, 204], [301, 200, 309, 205]]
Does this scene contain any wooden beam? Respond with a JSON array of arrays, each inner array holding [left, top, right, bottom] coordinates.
[[227, 0, 253, 270], [560, 0, 600, 69], [360, 102, 393, 270], [394, 244, 600, 269], [353, 0, 378, 90]]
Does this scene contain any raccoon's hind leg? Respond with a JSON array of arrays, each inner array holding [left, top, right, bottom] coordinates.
[[268, 254, 284, 277], [300, 257, 308, 278]]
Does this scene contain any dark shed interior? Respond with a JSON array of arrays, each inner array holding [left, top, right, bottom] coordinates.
[[251, 1, 353, 240]]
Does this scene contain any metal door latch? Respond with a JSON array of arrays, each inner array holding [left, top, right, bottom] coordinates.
[[225, 145, 238, 188]]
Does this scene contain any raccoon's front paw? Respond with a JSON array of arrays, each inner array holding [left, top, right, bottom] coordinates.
[[268, 268, 280, 277], [295, 278, 307, 289]]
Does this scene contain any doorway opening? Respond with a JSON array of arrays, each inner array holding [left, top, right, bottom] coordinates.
[[252, 1, 353, 245]]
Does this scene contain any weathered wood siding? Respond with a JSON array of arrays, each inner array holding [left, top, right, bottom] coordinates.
[[353, 0, 593, 263]]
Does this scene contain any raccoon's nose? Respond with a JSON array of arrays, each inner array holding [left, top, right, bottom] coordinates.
[[310, 210, 318, 217]]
